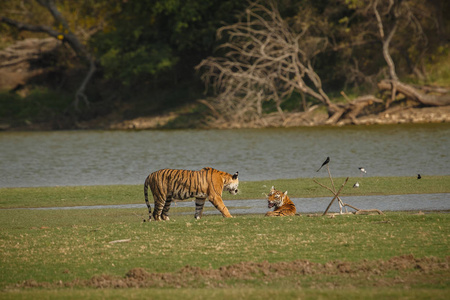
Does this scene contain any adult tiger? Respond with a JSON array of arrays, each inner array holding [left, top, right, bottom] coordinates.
[[265, 186, 296, 217], [144, 167, 239, 221]]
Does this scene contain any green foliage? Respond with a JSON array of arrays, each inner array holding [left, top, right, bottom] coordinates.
[[1, 0, 448, 125], [422, 51, 450, 86], [91, 0, 247, 85], [98, 44, 179, 85], [0, 88, 72, 126]]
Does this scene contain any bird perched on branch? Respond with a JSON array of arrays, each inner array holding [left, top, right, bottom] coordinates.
[[316, 157, 330, 172]]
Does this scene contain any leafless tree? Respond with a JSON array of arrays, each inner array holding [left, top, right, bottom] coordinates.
[[351, 0, 449, 109], [196, 0, 341, 126]]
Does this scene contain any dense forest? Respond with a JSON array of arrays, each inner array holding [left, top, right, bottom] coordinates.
[[0, 0, 449, 129]]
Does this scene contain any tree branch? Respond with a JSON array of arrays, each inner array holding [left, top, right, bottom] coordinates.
[[373, 0, 399, 81], [196, 0, 335, 125], [0, 16, 60, 38], [1, 1, 96, 111]]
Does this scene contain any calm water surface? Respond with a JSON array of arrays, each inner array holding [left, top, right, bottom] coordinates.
[[1, 123, 449, 188]]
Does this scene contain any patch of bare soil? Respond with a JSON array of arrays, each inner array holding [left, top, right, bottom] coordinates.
[[13, 255, 449, 289]]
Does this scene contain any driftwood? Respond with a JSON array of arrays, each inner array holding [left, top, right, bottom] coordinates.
[[314, 165, 347, 214], [378, 80, 450, 107], [341, 202, 383, 215], [314, 164, 383, 216], [320, 176, 349, 216], [326, 94, 384, 125]]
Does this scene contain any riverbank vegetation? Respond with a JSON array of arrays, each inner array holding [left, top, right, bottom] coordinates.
[[1, 175, 449, 208], [0, 0, 449, 130]]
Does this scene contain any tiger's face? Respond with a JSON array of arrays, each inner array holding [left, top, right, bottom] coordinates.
[[224, 171, 239, 195], [267, 186, 287, 208]]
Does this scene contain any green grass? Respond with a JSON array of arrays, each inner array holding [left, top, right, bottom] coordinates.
[[1, 175, 449, 208], [1, 177, 449, 298], [0, 209, 449, 295]]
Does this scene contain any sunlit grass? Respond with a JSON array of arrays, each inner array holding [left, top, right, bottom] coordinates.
[[1, 176, 449, 298], [0, 209, 448, 289]]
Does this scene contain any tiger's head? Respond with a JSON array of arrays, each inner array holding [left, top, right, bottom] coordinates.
[[224, 171, 239, 195], [267, 186, 288, 208]]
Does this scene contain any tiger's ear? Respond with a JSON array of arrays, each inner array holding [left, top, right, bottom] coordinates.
[[284, 191, 288, 196], [271, 186, 275, 191], [232, 171, 239, 180]]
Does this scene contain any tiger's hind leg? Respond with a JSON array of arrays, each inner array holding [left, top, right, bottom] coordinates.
[[194, 198, 206, 219], [152, 196, 166, 221], [161, 196, 172, 221]]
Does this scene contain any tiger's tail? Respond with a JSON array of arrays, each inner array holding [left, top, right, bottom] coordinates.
[[144, 174, 152, 221]]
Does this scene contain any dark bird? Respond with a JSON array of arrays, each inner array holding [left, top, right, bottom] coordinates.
[[417, 174, 421, 179], [316, 157, 330, 172]]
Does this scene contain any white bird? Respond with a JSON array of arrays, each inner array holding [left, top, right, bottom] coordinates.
[[359, 167, 367, 174], [353, 182, 360, 188]]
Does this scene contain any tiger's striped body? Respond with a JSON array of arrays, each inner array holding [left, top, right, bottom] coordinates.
[[144, 167, 239, 221], [265, 186, 296, 217]]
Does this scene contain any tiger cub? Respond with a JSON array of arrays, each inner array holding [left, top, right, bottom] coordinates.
[[265, 186, 296, 217]]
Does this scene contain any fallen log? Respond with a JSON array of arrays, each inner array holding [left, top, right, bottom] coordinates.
[[378, 80, 450, 107]]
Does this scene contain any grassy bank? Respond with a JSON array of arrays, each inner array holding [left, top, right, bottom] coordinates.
[[0, 210, 449, 298], [1, 176, 449, 298], [1, 175, 449, 209]]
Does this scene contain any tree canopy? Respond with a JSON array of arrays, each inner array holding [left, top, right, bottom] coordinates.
[[0, 0, 448, 127]]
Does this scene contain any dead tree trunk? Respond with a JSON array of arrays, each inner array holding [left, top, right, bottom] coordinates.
[[373, 0, 399, 82], [378, 80, 450, 107]]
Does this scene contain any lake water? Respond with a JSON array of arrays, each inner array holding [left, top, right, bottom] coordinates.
[[1, 123, 449, 188]]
